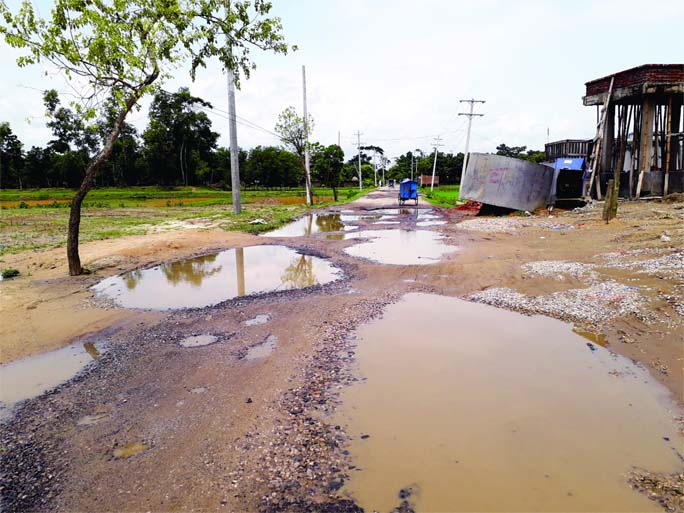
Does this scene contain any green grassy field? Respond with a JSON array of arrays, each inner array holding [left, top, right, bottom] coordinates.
[[421, 185, 461, 207], [0, 186, 370, 256]]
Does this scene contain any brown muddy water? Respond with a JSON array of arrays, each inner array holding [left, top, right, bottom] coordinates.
[[262, 213, 356, 237], [92, 245, 341, 310], [0, 341, 104, 421], [337, 293, 683, 512], [344, 229, 457, 265]]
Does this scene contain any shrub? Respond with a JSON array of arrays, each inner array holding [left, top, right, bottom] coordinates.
[[2, 268, 20, 279]]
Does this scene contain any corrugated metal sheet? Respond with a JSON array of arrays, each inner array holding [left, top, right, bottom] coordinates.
[[460, 153, 554, 211]]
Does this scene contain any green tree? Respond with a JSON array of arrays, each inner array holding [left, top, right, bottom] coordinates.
[[274, 106, 314, 203], [311, 144, 344, 200], [496, 143, 545, 163], [244, 146, 302, 187], [142, 88, 218, 186], [1, 0, 293, 275], [0, 122, 24, 189]]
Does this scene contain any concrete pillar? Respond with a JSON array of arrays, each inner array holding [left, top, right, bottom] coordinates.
[[602, 103, 615, 173], [640, 98, 655, 172], [636, 97, 655, 197], [669, 98, 682, 172]]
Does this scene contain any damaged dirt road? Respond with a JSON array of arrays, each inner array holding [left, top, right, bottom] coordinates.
[[1, 188, 683, 512]]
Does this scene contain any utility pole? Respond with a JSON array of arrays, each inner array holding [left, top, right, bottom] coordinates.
[[430, 136, 443, 192], [458, 98, 485, 183], [226, 60, 241, 214], [373, 149, 378, 187], [302, 65, 313, 206], [354, 131, 363, 190]]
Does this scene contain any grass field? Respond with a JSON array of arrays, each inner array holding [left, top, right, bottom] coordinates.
[[421, 185, 462, 207], [0, 186, 370, 256]]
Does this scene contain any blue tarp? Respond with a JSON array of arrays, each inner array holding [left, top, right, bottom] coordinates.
[[554, 158, 585, 171]]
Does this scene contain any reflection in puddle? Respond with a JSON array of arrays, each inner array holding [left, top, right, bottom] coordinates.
[[573, 327, 608, 346], [339, 294, 681, 512], [244, 314, 271, 326], [93, 246, 341, 310], [113, 441, 148, 459], [0, 341, 105, 421], [344, 230, 457, 265], [180, 335, 219, 348], [245, 335, 277, 360], [262, 213, 347, 237]]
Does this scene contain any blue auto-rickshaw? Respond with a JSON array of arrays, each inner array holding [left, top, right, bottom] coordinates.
[[398, 180, 418, 205]]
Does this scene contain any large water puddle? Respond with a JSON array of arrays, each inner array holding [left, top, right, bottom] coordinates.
[[344, 229, 456, 265], [93, 246, 341, 310], [0, 341, 104, 421], [338, 293, 682, 512], [262, 213, 355, 237]]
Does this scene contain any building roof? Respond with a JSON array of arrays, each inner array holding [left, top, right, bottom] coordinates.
[[583, 64, 684, 105]]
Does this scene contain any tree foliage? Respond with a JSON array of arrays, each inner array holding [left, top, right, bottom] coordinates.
[[496, 143, 545, 163], [311, 144, 344, 200], [0, 0, 293, 275], [274, 106, 314, 159]]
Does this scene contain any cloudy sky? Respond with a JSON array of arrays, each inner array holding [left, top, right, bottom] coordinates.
[[1, 0, 683, 163]]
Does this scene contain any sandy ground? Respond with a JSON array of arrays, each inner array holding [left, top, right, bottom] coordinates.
[[1, 188, 682, 512]]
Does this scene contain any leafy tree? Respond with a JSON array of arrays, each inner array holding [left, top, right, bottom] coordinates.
[[244, 145, 302, 187], [142, 88, 218, 186], [1, 0, 293, 275], [496, 143, 545, 163], [0, 122, 24, 189], [274, 106, 314, 203], [311, 144, 344, 200]]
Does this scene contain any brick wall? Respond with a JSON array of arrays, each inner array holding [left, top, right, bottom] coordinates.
[[585, 64, 684, 96]]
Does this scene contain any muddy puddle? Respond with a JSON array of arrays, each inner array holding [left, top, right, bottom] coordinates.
[[262, 213, 355, 237], [0, 341, 104, 421], [338, 293, 683, 512], [369, 208, 433, 216], [245, 334, 278, 360], [92, 245, 341, 310], [344, 229, 457, 265]]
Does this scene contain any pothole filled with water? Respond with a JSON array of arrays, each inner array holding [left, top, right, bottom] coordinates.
[[344, 229, 457, 265], [244, 314, 271, 326], [92, 246, 342, 310], [0, 341, 105, 421], [179, 335, 219, 348], [416, 220, 447, 227], [262, 213, 353, 237], [245, 334, 277, 360], [337, 293, 682, 512]]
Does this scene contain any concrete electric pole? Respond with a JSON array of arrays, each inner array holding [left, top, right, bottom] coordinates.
[[430, 136, 443, 192], [458, 98, 485, 182], [226, 65, 241, 214], [354, 131, 363, 190], [302, 65, 313, 206]]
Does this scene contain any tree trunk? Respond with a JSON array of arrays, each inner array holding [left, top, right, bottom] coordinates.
[[67, 72, 158, 275]]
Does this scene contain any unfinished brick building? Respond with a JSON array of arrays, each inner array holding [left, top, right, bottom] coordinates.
[[583, 64, 684, 198]]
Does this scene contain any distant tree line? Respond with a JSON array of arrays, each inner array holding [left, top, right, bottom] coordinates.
[[0, 88, 351, 190]]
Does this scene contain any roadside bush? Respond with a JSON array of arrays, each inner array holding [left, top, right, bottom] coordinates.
[[2, 268, 20, 279], [18, 201, 29, 209]]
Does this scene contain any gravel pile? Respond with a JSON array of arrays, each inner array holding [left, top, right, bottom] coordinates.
[[628, 470, 684, 513], [457, 217, 533, 233], [468, 280, 647, 325], [522, 260, 599, 282], [598, 249, 684, 280]]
